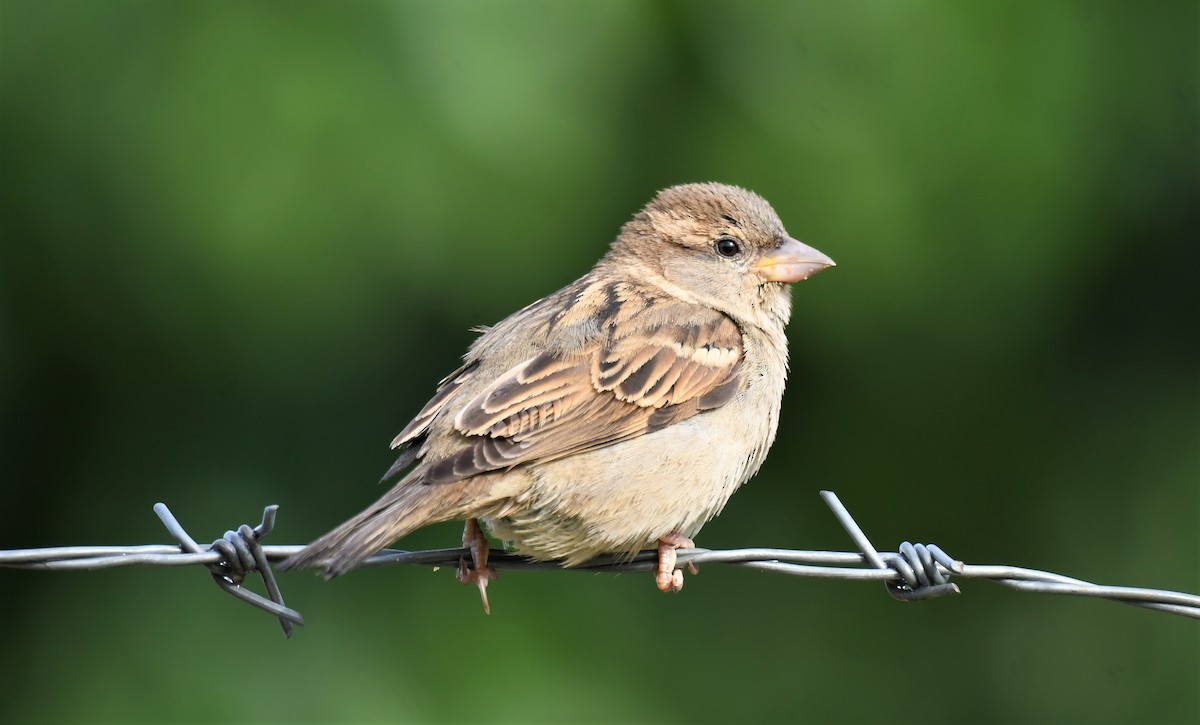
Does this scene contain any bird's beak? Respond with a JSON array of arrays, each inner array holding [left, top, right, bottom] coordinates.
[[752, 237, 836, 283]]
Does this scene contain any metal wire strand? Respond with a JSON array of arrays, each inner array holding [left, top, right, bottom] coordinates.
[[1, 492, 1197, 638]]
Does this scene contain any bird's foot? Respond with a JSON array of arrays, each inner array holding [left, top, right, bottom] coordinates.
[[457, 518, 497, 614], [655, 532, 698, 593]]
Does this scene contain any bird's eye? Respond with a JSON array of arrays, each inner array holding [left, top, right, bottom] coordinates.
[[714, 237, 742, 258]]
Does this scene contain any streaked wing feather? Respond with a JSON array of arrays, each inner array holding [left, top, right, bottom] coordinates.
[[390, 362, 479, 450], [424, 305, 744, 485], [455, 357, 579, 436]]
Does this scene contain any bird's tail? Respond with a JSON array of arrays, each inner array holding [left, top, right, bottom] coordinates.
[[280, 475, 489, 578]]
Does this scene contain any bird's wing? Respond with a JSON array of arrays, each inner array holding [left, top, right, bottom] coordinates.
[[376, 362, 478, 481], [390, 362, 478, 450], [420, 303, 745, 484]]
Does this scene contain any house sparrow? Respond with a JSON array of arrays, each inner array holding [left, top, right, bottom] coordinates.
[[281, 182, 834, 611]]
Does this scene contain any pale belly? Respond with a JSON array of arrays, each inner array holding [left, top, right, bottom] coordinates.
[[483, 384, 782, 566]]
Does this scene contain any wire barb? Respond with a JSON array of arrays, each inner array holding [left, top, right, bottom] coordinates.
[[819, 490, 961, 601], [152, 503, 303, 637], [1, 493, 1197, 636]]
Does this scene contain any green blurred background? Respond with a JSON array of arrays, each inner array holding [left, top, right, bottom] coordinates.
[[1, 1, 1196, 722]]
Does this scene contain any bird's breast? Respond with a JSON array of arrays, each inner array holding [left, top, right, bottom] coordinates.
[[484, 325, 790, 566]]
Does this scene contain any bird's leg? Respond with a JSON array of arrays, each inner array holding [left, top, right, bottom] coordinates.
[[655, 532, 697, 593], [456, 518, 497, 614]]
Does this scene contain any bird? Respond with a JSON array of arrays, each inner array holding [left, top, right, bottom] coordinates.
[[280, 182, 835, 611]]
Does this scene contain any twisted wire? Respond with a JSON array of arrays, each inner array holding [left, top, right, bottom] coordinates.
[[2, 491, 1196, 637]]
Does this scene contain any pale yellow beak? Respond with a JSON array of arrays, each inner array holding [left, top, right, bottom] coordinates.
[[751, 237, 836, 283]]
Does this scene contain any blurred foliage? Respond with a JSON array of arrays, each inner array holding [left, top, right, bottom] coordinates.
[[1, 1, 1197, 723]]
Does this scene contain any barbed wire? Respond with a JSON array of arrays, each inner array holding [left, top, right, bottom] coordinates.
[[1, 491, 1196, 638]]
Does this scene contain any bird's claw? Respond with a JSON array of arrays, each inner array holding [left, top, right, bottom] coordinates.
[[458, 518, 496, 614], [656, 532, 696, 593]]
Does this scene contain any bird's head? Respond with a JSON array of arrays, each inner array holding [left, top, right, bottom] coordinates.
[[608, 182, 835, 328]]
